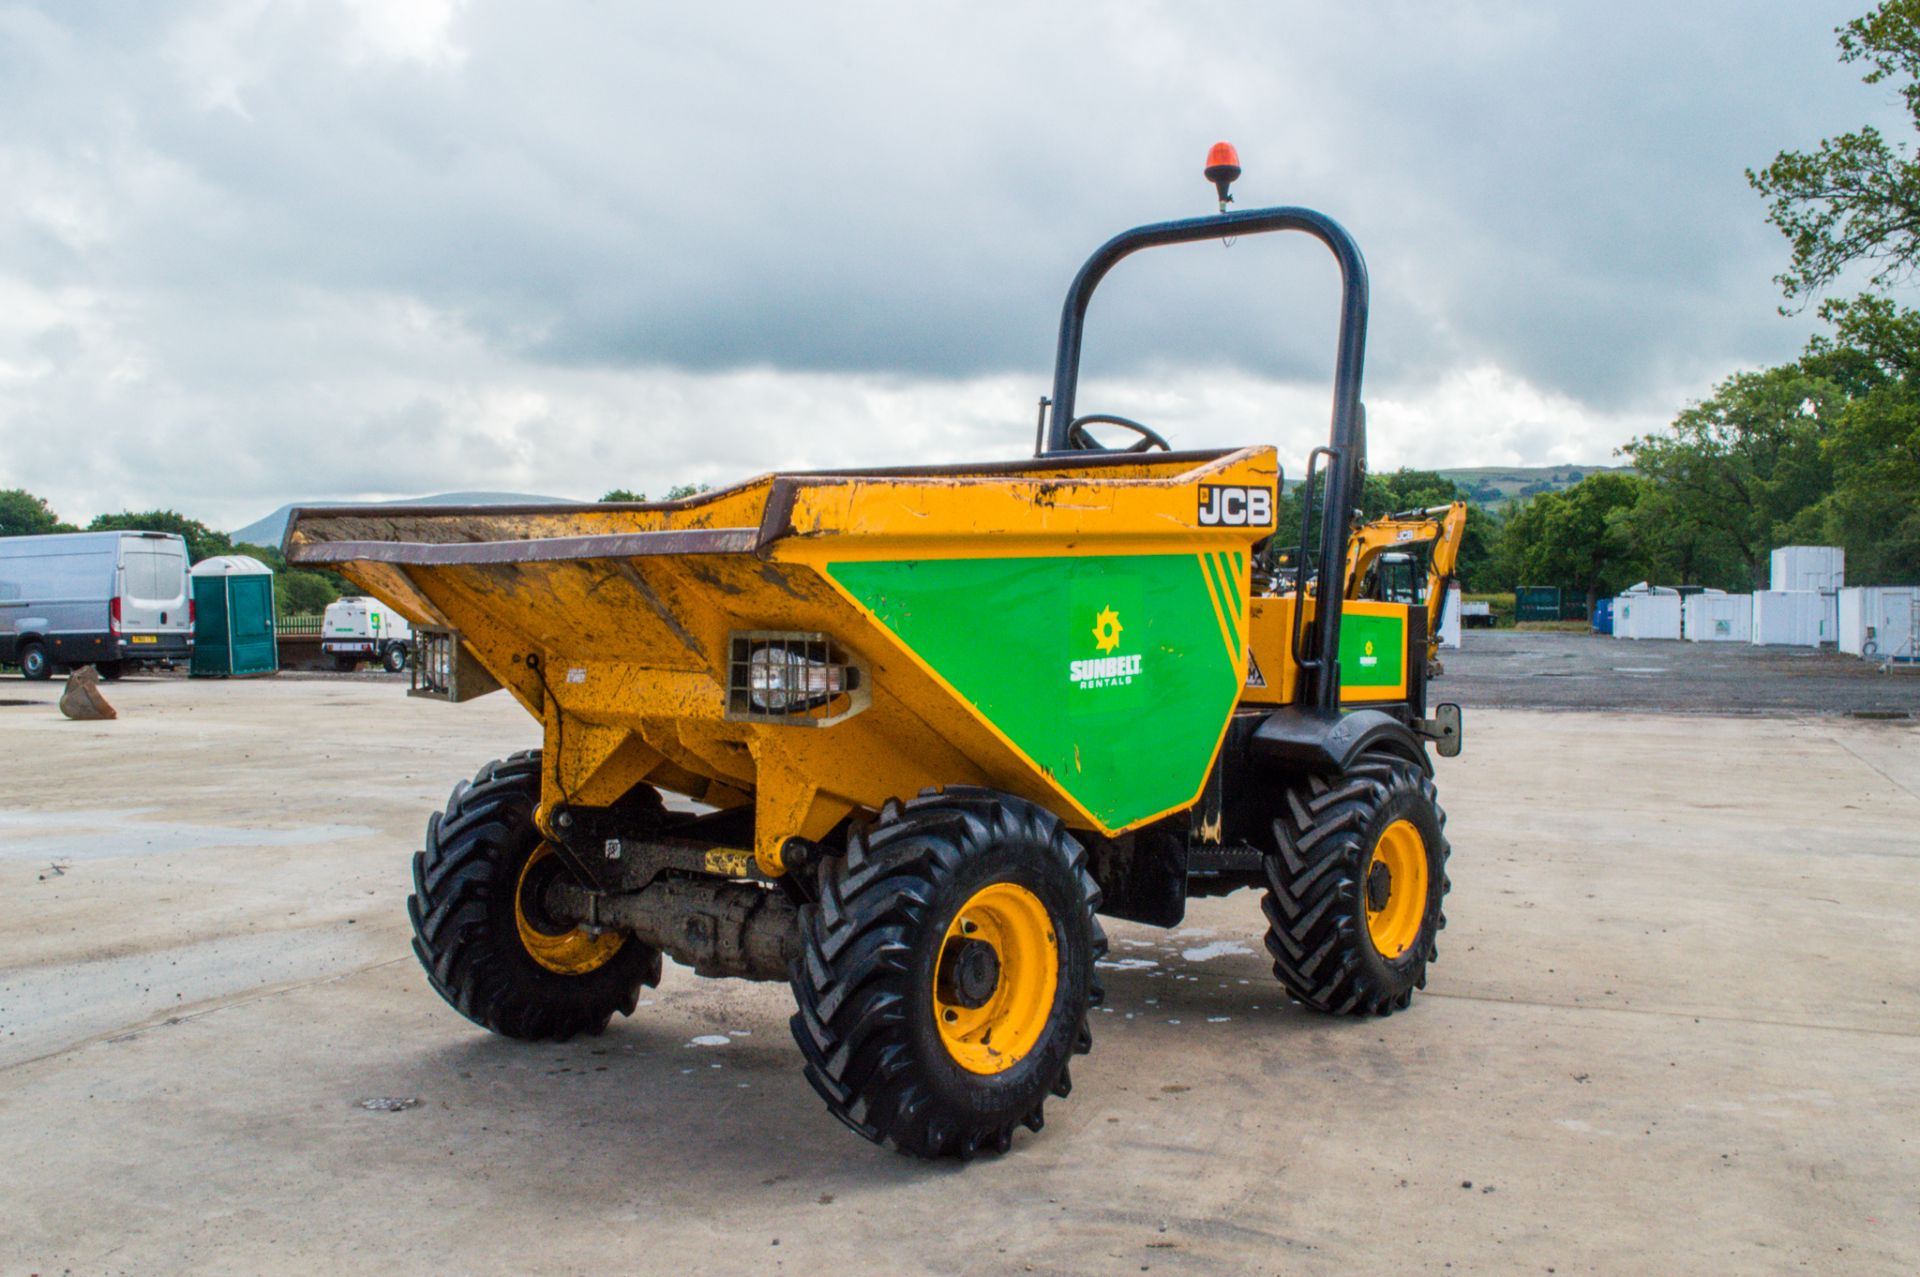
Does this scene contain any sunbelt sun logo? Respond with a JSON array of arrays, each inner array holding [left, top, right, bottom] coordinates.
[[1360, 638, 1378, 668], [1069, 604, 1144, 688]]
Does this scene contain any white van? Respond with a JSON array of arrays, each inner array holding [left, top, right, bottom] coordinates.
[[321, 595, 413, 672], [0, 531, 194, 679]]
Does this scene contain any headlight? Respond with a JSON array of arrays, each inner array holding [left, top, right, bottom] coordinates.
[[746, 645, 846, 711], [727, 632, 870, 725]]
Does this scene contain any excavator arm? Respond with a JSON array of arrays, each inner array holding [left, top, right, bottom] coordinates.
[[1345, 500, 1469, 663]]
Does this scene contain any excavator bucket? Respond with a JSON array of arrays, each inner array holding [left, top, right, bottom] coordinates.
[[58, 666, 117, 721]]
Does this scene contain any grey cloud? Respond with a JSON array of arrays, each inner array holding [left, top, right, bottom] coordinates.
[[0, 0, 1900, 522]]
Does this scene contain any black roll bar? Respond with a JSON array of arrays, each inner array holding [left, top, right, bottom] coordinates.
[[1037, 205, 1371, 713]]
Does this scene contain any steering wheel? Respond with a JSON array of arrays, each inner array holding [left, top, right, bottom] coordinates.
[[1066, 413, 1173, 454]]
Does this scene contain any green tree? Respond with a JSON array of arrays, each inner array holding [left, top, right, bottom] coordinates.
[[1270, 468, 1498, 591], [1740, 3, 1920, 583], [275, 569, 345, 615], [230, 541, 289, 572], [1359, 468, 1459, 518], [601, 483, 710, 503], [87, 510, 233, 562], [1796, 297, 1920, 579], [1749, 1, 1920, 304], [1622, 366, 1841, 589], [1357, 468, 1498, 591], [1612, 480, 1743, 590], [1496, 472, 1649, 612], [0, 489, 73, 537], [231, 541, 350, 615]]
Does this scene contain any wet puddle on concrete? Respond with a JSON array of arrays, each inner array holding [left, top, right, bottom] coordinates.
[[0, 809, 374, 861]]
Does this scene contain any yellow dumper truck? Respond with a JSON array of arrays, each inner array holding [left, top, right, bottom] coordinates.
[[287, 151, 1465, 1159]]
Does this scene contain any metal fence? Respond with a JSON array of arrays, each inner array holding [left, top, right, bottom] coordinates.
[[1514, 586, 1561, 623], [276, 612, 323, 636], [1514, 587, 1592, 623]]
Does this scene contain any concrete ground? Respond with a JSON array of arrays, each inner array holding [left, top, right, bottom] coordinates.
[[1440, 630, 1920, 715], [2, 676, 1917, 1275]]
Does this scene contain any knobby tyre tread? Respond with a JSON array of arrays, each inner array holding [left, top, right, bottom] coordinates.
[[1261, 753, 1450, 1016], [407, 750, 662, 1042], [790, 788, 1105, 1159]]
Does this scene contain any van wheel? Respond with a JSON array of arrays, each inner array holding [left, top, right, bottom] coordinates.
[[19, 643, 50, 681], [96, 661, 124, 681], [384, 644, 409, 674]]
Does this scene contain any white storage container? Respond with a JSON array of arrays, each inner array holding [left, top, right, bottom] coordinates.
[[1437, 583, 1463, 650], [1750, 590, 1832, 646], [1614, 593, 1682, 640], [1769, 545, 1845, 592], [1837, 586, 1919, 658], [1683, 592, 1751, 642]]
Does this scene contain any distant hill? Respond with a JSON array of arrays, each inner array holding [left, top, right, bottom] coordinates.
[[1435, 465, 1630, 504], [231, 491, 574, 548]]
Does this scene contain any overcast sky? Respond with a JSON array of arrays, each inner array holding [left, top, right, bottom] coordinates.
[[0, 0, 1897, 529]]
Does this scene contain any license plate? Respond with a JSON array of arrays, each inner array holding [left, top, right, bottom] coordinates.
[[131, 635, 157, 644]]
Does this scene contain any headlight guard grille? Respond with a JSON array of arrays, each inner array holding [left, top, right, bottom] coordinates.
[[725, 631, 870, 726]]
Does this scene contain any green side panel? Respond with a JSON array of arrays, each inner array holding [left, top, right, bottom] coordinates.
[[190, 576, 230, 677], [828, 553, 1241, 829], [1338, 612, 1405, 689]]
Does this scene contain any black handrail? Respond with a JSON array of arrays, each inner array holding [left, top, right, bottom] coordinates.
[[1037, 204, 1371, 713], [1290, 446, 1335, 673]]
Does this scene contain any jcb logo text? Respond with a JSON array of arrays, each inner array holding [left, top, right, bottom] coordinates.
[[1197, 485, 1273, 527]]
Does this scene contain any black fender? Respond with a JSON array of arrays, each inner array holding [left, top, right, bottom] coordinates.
[[1249, 706, 1432, 776]]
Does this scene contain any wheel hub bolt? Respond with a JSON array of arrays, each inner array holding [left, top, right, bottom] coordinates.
[[1366, 861, 1393, 912], [937, 938, 1002, 1009]]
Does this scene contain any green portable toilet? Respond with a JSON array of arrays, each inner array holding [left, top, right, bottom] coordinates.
[[190, 555, 278, 677]]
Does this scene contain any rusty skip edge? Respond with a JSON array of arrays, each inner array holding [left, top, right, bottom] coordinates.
[[288, 526, 763, 567], [283, 445, 1270, 568]]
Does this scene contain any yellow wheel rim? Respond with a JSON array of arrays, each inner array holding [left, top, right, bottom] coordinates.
[[514, 842, 626, 976], [933, 882, 1059, 1075], [1364, 819, 1429, 960]]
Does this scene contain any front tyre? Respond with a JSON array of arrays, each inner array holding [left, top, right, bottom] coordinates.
[[19, 642, 50, 681], [383, 643, 409, 674], [790, 788, 1105, 1159], [407, 751, 662, 1041], [1262, 752, 1450, 1016]]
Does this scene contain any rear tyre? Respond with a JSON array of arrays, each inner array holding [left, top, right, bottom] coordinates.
[[383, 643, 409, 674], [96, 661, 124, 681], [19, 642, 50, 681], [408, 751, 663, 1041], [790, 788, 1104, 1159], [1262, 752, 1450, 1016]]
